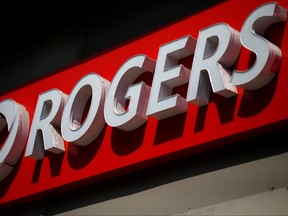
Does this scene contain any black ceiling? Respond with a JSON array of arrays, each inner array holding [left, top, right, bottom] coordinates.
[[0, 2, 128, 55], [0, 1, 224, 58]]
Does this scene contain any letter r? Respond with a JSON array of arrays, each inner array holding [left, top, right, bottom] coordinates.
[[25, 89, 67, 160]]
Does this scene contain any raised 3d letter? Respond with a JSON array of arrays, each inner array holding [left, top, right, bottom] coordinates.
[[61, 73, 110, 145], [0, 99, 29, 180], [104, 55, 155, 131], [25, 89, 67, 160], [147, 36, 196, 119], [186, 23, 241, 106], [231, 2, 287, 89]]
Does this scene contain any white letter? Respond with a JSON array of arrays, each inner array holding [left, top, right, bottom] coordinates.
[[61, 73, 110, 145], [186, 23, 241, 106], [231, 2, 287, 90], [25, 89, 67, 160], [146, 36, 196, 119], [0, 99, 29, 181], [104, 55, 155, 131]]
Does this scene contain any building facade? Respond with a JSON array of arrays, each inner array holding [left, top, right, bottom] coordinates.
[[0, 0, 288, 215]]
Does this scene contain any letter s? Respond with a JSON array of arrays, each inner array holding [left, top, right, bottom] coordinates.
[[231, 2, 287, 90]]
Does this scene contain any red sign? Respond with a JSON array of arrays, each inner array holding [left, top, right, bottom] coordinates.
[[0, 0, 287, 207]]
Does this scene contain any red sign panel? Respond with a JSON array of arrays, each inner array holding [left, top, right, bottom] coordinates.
[[0, 0, 287, 207]]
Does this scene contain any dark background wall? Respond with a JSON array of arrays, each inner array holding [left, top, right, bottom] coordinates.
[[0, 0, 223, 94]]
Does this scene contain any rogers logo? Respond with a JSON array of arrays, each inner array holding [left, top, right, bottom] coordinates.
[[0, 2, 287, 182]]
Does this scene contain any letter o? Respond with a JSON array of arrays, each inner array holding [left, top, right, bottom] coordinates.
[[61, 73, 110, 146]]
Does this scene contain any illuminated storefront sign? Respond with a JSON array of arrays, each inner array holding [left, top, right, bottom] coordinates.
[[0, 0, 287, 206]]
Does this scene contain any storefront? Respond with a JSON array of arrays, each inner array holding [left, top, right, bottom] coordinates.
[[0, 0, 288, 215]]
